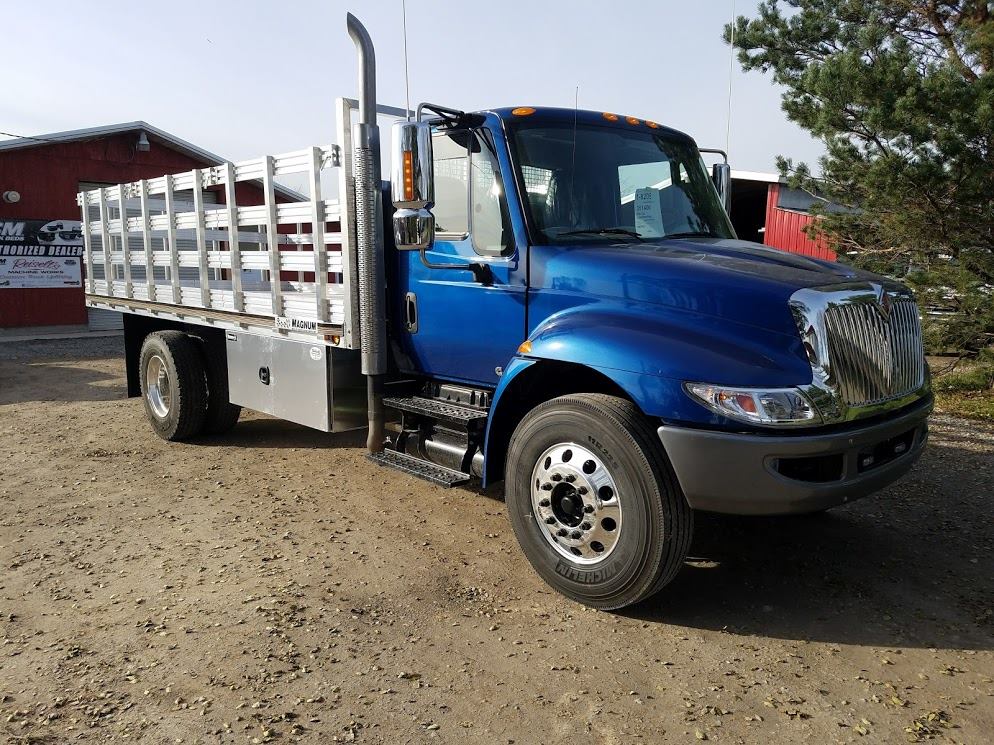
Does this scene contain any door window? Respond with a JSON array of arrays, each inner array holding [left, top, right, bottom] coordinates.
[[431, 131, 470, 236], [431, 127, 513, 256]]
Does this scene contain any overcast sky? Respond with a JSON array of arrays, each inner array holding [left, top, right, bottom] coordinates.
[[4, 0, 822, 175]]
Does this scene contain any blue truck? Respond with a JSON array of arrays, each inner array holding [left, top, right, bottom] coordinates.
[[80, 15, 931, 609]]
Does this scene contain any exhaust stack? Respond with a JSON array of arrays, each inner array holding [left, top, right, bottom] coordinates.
[[347, 13, 387, 453]]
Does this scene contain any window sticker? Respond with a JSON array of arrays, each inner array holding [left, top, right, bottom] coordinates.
[[633, 188, 665, 238]]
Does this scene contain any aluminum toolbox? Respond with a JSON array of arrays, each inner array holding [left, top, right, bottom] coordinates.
[[225, 331, 365, 432]]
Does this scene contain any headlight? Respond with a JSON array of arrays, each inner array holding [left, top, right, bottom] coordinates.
[[685, 383, 820, 426]]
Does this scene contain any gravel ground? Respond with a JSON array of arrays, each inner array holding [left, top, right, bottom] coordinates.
[[1, 337, 991, 744]]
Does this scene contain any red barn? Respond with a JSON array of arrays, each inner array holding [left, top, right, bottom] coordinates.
[[0, 123, 301, 331], [729, 170, 837, 261]]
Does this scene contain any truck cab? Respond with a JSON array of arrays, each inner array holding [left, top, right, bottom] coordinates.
[[380, 103, 930, 605]]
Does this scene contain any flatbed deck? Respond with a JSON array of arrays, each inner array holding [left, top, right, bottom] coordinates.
[[79, 98, 365, 348]]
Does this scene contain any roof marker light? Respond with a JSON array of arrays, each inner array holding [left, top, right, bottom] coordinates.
[[626, 116, 641, 125], [646, 121, 660, 129], [602, 112, 619, 121], [512, 107, 536, 116]]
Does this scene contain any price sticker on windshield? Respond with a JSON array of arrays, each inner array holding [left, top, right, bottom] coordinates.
[[633, 188, 665, 238]]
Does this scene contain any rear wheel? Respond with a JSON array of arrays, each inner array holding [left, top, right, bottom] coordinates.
[[139, 331, 208, 441], [506, 393, 693, 610], [194, 335, 241, 435]]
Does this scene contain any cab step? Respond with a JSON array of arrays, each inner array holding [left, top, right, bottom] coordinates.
[[367, 448, 472, 488], [382, 396, 488, 425]]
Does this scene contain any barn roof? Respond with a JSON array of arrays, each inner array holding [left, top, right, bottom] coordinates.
[[0, 122, 305, 201]]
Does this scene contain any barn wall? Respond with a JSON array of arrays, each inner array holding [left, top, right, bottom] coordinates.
[[762, 184, 837, 261], [0, 133, 275, 328]]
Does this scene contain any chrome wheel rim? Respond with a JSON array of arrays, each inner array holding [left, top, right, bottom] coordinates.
[[530, 442, 622, 565], [145, 354, 171, 419]]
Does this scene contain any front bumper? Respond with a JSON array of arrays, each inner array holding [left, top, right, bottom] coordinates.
[[657, 399, 931, 515]]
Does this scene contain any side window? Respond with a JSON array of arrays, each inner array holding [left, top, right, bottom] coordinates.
[[469, 130, 513, 256], [431, 127, 513, 256], [431, 131, 469, 235]]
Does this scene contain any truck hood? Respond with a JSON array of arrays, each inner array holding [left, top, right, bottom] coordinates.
[[530, 237, 876, 339]]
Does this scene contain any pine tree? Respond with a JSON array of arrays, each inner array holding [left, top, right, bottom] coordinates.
[[726, 1, 993, 357]]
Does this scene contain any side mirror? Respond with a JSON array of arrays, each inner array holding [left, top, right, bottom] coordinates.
[[391, 121, 434, 250], [711, 162, 732, 215], [393, 209, 435, 250]]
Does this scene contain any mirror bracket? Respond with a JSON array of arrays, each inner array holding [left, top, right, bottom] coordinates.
[[417, 250, 493, 286], [700, 148, 732, 215]]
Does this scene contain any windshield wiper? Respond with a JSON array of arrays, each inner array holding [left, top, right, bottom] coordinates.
[[661, 230, 720, 240], [558, 227, 644, 242]]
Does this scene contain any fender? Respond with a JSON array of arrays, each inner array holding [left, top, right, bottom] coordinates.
[[524, 301, 811, 401], [482, 302, 812, 485]]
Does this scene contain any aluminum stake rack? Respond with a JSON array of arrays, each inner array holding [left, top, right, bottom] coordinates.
[[77, 98, 384, 347]]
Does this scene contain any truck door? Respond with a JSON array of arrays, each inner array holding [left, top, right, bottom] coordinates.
[[394, 125, 526, 386]]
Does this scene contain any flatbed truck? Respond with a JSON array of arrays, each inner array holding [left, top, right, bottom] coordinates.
[[79, 14, 931, 609]]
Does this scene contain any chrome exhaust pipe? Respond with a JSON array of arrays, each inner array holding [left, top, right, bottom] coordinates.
[[347, 13, 387, 453]]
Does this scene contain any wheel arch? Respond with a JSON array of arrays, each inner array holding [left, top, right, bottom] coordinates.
[[483, 358, 639, 486], [123, 313, 226, 397]]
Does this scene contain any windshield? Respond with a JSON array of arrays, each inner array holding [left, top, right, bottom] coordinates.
[[509, 121, 734, 244]]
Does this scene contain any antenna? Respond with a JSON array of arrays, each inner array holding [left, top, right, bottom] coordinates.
[[725, 0, 736, 156], [402, 0, 412, 120]]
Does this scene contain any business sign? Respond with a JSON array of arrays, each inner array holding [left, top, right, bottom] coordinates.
[[0, 256, 82, 288], [0, 219, 84, 288]]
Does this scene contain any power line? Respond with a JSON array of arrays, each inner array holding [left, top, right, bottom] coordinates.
[[0, 130, 61, 143]]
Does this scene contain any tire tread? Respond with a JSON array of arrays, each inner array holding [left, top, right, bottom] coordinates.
[[194, 335, 241, 435]]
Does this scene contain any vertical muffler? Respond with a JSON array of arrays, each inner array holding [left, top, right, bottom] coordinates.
[[347, 13, 387, 453]]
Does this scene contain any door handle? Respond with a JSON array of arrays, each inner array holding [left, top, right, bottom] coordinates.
[[405, 292, 419, 333]]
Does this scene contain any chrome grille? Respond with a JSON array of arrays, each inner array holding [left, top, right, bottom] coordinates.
[[823, 297, 925, 407]]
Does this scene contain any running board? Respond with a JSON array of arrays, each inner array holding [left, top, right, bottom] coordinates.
[[382, 396, 488, 426], [368, 449, 472, 488]]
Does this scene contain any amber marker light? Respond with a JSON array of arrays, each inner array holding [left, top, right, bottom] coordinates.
[[646, 121, 660, 129], [402, 150, 414, 201], [626, 116, 641, 125], [517, 340, 533, 354], [602, 112, 620, 121], [720, 390, 759, 414], [511, 107, 536, 116]]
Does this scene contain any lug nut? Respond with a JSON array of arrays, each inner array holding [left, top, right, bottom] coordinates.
[[577, 486, 588, 495], [541, 483, 553, 491], [551, 473, 562, 482], [565, 474, 576, 482], [545, 516, 556, 524], [581, 522, 591, 530], [539, 498, 550, 507], [583, 504, 594, 513], [570, 530, 582, 539], [557, 528, 568, 537]]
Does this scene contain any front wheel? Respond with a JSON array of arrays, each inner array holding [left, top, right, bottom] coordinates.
[[505, 393, 693, 610]]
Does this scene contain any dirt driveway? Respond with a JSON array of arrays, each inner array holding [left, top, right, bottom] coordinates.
[[1, 337, 991, 744]]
